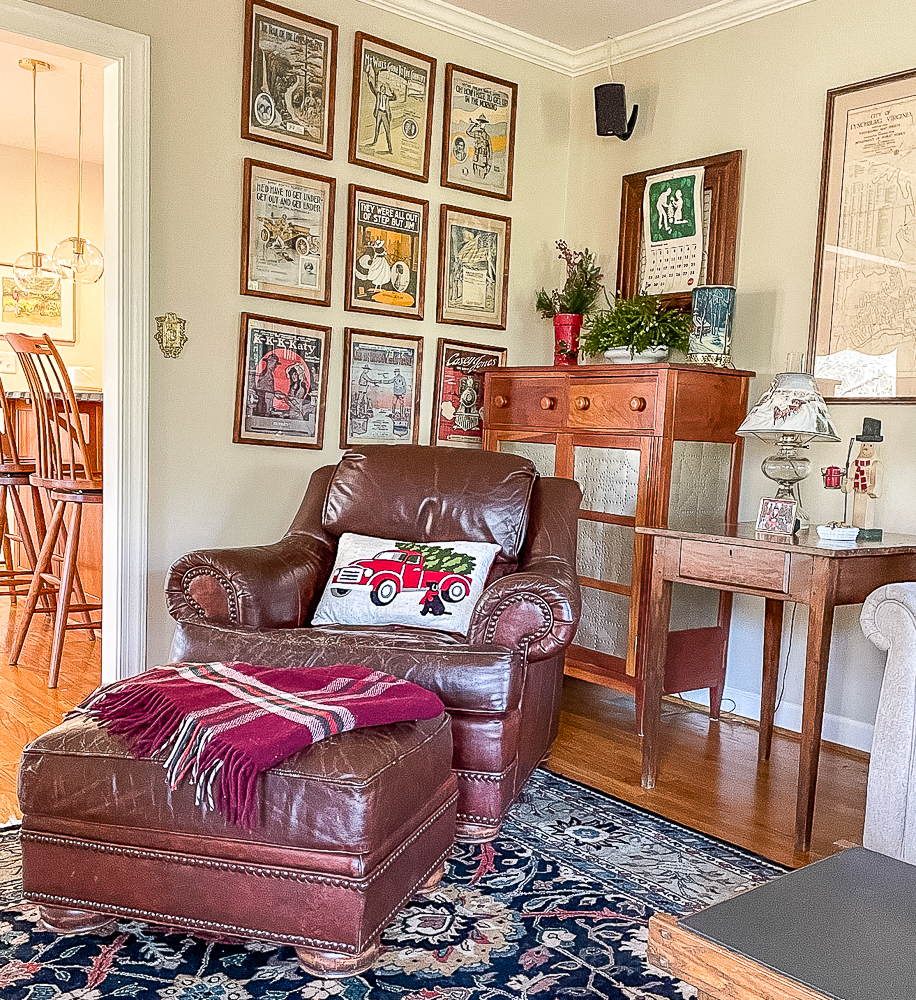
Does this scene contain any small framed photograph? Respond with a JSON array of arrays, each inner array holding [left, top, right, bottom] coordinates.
[[348, 32, 436, 183], [234, 312, 330, 449], [345, 184, 428, 321], [430, 338, 506, 448], [341, 328, 422, 448], [437, 204, 511, 329], [241, 0, 337, 160], [755, 497, 798, 535], [241, 158, 335, 306], [441, 64, 517, 201], [2, 263, 76, 345]]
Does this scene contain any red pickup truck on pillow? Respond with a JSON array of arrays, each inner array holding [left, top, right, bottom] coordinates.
[[329, 547, 473, 606]]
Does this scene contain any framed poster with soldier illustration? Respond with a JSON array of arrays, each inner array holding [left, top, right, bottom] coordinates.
[[233, 312, 331, 449], [348, 32, 436, 183], [430, 338, 506, 448], [341, 328, 423, 448], [441, 64, 517, 201], [241, 158, 335, 306], [345, 184, 428, 320], [241, 0, 337, 159]]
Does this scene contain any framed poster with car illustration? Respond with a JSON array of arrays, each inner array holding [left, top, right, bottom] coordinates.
[[345, 184, 428, 320], [441, 64, 517, 201], [437, 204, 510, 329], [242, 0, 337, 159], [241, 158, 335, 306], [341, 328, 423, 448], [348, 33, 436, 183], [233, 312, 330, 449], [430, 338, 506, 448]]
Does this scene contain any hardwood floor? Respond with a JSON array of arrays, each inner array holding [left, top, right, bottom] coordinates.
[[0, 599, 866, 870], [0, 596, 101, 824], [548, 676, 867, 869]]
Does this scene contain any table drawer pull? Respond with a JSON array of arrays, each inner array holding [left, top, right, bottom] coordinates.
[[540, 396, 557, 410], [574, 396, 591, 411], [629, 396, 647, 412]]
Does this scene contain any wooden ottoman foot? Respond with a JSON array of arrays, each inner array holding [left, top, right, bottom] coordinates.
[[455, 818, 502, 843], [416, 858, 447, 895], [39, 904, 116, 936], [295, 940, 381, 978]]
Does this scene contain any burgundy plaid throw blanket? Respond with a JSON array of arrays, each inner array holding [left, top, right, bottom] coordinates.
[[78, 662, 444, 827]]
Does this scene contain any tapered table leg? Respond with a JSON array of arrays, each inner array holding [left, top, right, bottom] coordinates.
[[759, 598, 784, 761], [641, 537, 675, 790]]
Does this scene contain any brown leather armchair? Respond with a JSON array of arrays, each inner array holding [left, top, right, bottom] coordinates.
[[166, 445, 582, 842]]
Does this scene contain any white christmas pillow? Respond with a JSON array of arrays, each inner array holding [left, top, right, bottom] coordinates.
[[312, 532, 500, 636]]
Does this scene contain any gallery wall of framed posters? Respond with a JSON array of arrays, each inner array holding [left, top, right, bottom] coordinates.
[[241, 0, 338, 159]]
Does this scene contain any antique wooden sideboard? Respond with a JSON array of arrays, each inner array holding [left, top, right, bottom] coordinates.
[[482, 363, 753, 725]]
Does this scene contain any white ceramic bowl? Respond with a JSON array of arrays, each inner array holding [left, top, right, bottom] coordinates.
[[816, 524, 859, 541]]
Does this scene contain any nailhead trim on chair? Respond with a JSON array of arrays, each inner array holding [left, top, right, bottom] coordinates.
[[483, 593, 552, 644], [182, 568, 240, 624]]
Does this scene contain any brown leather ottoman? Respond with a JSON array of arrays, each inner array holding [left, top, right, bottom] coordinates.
[[17, 711, 457, 977]]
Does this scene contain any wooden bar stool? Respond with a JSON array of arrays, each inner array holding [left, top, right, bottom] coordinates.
[[0, 375, 47, 603], [4, 333, 102, 687]]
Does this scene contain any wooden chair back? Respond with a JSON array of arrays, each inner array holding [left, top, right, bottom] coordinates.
[[0, 374, 27, 471], [3, 333, 100, 491]]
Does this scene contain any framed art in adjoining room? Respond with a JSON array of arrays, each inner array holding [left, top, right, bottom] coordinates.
[[808, 67, 916, 402], [441, 63, 517, 201], [241, 158, 335, 306], [1, 263, 75, 346], [348, 32, 436, 183], [233, 312, 330, 449], [341, 328, 422, 448], [437, 204, 511, 329], [241, 0, 337, 160], [344, 184, 428, 321], [430, 338, 506, 448]]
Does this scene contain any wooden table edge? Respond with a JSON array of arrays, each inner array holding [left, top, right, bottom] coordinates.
[[647, 912, 829, 1000]]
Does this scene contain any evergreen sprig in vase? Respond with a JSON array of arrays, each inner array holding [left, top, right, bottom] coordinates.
[[579, 294, 692, 363], [535, 242, 604, 366]]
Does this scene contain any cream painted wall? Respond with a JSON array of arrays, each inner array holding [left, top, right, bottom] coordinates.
[[566, 0, 916, 751], [26, 0, 572, 663], [0, 143, 104, 388]]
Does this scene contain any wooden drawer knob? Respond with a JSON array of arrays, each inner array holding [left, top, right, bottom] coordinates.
[[574, 396, 590, 411], [629, 396, 647, 412], [540, 396, 557, 410], [493, 394, 509, 408]]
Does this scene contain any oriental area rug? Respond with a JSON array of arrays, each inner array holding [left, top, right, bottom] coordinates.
[[0, 769, 783, 999]]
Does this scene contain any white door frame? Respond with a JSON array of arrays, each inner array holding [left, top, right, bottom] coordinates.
[[1, 0, 150, 683]]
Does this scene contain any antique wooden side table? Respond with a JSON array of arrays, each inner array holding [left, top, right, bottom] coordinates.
[[646, 846, 916, 1000], [637, 521, 916, 854]]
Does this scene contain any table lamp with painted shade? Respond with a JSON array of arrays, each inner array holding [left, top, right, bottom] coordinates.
[[736, 367, 840, 522]]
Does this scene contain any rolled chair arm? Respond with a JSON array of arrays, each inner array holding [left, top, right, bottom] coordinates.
[[166, 465, 338, 630], [467, 477, 582, 661], [860, 582, 916, 862]]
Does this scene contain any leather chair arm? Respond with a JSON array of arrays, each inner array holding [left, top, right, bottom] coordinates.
[[466, 477, 582, 660], [165, 531, 337, 630]]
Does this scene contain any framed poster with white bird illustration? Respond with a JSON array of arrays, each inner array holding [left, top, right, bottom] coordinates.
[[344, 184, 428, 321]]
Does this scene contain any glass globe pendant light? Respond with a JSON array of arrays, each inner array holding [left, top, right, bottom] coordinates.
[[13, 58, 61, 295], [53, 63, 104, 284]]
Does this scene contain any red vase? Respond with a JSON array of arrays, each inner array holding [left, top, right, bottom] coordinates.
[[553, 313, 582, 366]]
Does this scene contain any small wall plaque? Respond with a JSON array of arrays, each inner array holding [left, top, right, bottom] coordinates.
[[155, 312, 187, 358]]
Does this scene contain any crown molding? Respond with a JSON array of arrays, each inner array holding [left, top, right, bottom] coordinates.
[[357, 0, 818, 77]]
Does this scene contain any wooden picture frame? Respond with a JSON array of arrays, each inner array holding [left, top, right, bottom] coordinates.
[[430, 338, 506, 448], [344, 184, 428, 321], [436, 204, 511, 329], [348, 32, 436, 183], [241, 0, 337, 160], [240, 158, 335, 306], [807, 68, 916, 402], [440, 63, 517, 201], [341, 328, 423, 448], [755, 496, 798, 535], [616, 149, 742, 311], [1, 262, 76, 346], [233, 312, 330, 449]]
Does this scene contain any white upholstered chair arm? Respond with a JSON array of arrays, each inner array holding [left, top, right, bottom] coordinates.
[[860, 582, 916, 862]]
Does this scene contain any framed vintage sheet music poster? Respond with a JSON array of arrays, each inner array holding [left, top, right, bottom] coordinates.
[[430, 338, 506, 448], [808, 68, 916, 401], [616, 150, 742, 312]]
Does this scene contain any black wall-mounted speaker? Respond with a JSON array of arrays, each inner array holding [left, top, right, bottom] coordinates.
[[594, 82, 638, 140]]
